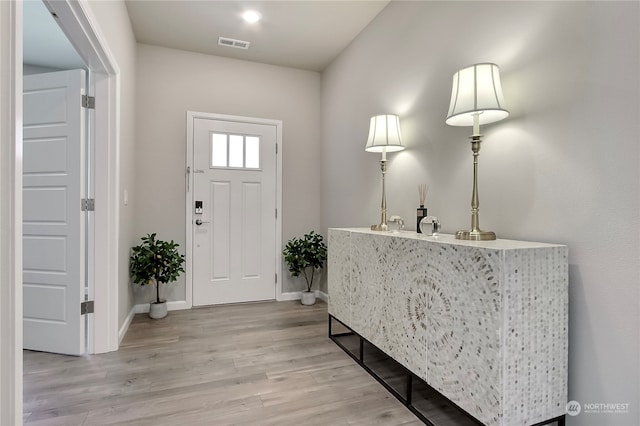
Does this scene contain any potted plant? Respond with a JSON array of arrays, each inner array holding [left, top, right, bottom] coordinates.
[[283, 231, 327, 305], [130, 233, 185, 319]]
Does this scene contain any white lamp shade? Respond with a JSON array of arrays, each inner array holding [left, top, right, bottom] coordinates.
[[365, 114, 405, 153], [445, 63, 509, 127]]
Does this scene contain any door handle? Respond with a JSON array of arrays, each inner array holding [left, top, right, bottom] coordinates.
[[195, 219, 210, 226]]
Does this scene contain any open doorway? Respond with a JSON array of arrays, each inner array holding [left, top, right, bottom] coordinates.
[[23, 1, 91, 356], [20, 0, 118, 353], [33, 0, 121, 355]]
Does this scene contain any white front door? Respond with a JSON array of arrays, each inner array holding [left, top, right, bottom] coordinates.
[[22, 69, 86, 355], [191, 117, 277, 305]]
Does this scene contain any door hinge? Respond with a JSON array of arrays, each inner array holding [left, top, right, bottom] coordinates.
[[275, 208, 278, 219], [275, 143, 278, 154], [82, 94, 95, 109], [275, 273, 277, 284], [81, 300, 94, 315], [81, 198, 95, 211]]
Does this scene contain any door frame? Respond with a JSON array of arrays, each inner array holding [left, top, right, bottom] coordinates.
[[185, 111, 283, 307], [0, 1, 120, 421], [42, 0, 120, 354], [0, 1, 23, 424]]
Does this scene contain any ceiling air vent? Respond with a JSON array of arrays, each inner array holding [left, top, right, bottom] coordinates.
[[218, 37, 250, 50]]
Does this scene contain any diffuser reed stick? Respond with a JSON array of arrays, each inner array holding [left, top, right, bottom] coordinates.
[[418, 184, 429, 207]]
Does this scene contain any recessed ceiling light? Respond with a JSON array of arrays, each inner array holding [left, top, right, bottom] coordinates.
[[242, 10, 261, 24]]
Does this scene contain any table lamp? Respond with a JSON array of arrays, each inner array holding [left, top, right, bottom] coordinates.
[[365, 114, 405, 231], [446, 63, 509, 240]]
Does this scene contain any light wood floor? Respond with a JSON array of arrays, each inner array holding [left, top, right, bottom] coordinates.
[[24, 300, 422, 426]]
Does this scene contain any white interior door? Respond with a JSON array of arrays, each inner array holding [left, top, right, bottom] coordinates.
[[23, 69, 86, 355], [192, 117, 277, 306]]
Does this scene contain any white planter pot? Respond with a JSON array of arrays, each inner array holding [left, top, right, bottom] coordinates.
[[301, 291, 316, 306], [149, 300, 168, 319]]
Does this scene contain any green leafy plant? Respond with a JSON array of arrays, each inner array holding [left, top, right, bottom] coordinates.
[[130, 233, 185, 304], [282, 231, 327, 292]]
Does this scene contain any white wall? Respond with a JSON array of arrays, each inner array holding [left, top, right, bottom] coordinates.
[[83, 0, 137, 330], [321, 1, 639, 425], [133, 44, 321, 304]]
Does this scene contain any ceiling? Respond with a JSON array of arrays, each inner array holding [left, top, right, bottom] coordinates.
[[23, 0, 390, 73], [125, 1, 389, 72]]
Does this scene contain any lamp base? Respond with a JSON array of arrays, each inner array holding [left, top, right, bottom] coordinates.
[[456, 229, 496, 241], [371, 223, 389, 231]]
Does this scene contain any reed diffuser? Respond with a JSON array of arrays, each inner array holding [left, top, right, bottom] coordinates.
[[417, 184, 429, 233]]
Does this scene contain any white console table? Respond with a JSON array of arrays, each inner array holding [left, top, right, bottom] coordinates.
[[328, 228, 568, 426]]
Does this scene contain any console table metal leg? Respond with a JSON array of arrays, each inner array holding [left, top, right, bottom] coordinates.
[[329, 314, 564, 426], [531, 415, 566, 426]]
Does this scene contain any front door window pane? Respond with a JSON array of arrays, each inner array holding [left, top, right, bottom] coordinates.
[[229, 135, 244, 168], [245, 136, 260, 169], [210, 133, 261, 170], [211, 133, 227, 167]]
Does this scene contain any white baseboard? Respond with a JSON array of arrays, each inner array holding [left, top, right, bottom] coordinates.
[[134, 300, 191, 314], [277, 290, 327, 302], [119, 301, 189, 343], [277, 291, 301, 301], [118, 306, 136, 344]]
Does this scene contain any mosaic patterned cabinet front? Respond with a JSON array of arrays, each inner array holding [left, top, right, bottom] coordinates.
[[327, 228, 568, 426]]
